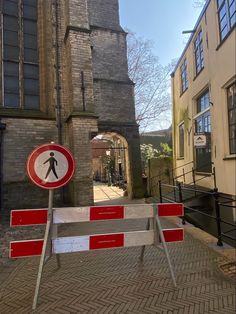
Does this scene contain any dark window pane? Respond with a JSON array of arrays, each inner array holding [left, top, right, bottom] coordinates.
[[229, 139, 236, 154], [24, 48, 38, 62], [179, 124, 184, 158], [23, 0, 37, 7], [227, 83, 236, 154], [3, 16, 18, 31], [24, 64, 39, 79], [229, 109, 236, 124], [24, 78, 39, 94], [24, 34, 37, 49], [23, 5, 37, 20], [23, 20, 37, 35], [3, 1, 18, 16], [4, 45, 19, 60], [24, 95, 39, 109], [4, 62, 19, 76], [5, 76, 19, 91], [4, 30, 18, 46], [4, 93, 20, 108]]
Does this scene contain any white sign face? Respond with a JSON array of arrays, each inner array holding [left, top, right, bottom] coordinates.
[[27, 143, 75, 190], [34, 150, 69, 183], [194, 134, 207, 147]]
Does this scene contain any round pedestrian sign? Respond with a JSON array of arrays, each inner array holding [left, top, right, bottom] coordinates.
[[27, 143, 75, 189]]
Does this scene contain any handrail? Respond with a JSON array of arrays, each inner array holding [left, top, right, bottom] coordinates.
[[218, 203, 236, 208], [150, 160, 194, 181], [158, 180, 236, 247]]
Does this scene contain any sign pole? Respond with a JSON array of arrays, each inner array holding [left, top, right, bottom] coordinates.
[[32, 189, 54, 310], [155, 210, 177, 287]]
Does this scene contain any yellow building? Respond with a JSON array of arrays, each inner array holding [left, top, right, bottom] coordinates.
[[172, 0, 236, 199]]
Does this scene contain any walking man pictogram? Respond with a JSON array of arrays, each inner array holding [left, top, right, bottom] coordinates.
[[44, 152, 58, 179]]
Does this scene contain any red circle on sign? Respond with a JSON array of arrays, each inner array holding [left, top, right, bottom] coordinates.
[[27, 143, 75, 189]]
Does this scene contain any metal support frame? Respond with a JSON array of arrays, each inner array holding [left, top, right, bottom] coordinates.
[[213, 188, 223, 247], [140, 204, 177, 287], [32, 190, 60, 310]]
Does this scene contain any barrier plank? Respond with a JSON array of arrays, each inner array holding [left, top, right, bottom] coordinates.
[[11, 209, 47, 227], [158, 204, 183, 217], [10, 239, 43, 258], [52, 231, 154, 254], [162, 228, 184, 242], [90, 233, 124, 250]]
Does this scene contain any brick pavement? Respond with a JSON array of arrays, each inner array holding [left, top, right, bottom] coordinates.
[[0, 184, 235, 313]]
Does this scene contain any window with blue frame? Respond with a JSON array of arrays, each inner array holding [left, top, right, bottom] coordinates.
[[194, 30, 204, 75], [180, 58, 188, 94], [227, 82, 236, 154], [2, 0, 39, 109], [217, 0, 236, 41], [195, 90, 212, 172]]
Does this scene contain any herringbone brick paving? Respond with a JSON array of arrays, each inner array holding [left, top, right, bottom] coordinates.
[[0, 218, 235, 314]]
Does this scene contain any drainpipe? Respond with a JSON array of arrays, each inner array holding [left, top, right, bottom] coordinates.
[[54, 0, 62, 145], [171, 72, 176, 171], [54, 0, 65, 204], [0, 120, 6, 222]]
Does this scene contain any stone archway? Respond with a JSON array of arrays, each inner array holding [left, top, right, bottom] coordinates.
[[91, 132, 131, 201]]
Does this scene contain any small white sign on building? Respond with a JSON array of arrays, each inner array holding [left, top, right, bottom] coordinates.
[[194, 134, 207, 147]]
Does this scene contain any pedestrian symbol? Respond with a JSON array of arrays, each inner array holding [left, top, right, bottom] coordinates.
[[44, 152, 58, 179], [27, 144, 75, 189]]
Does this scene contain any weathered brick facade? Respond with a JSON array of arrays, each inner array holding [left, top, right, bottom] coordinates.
[[0, 0, 143, 221]]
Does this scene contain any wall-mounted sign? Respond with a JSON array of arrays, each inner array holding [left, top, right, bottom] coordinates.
[[194, 134, 207, 147]]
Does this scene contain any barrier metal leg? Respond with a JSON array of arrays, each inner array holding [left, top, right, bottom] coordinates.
[[140, 218, 150, 263], [155, 215, 177, 287], [32, 190, 54, 310], [52, 220, 61, 269]]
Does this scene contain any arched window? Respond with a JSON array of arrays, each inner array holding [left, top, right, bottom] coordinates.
[[2, 0, 39, 109]]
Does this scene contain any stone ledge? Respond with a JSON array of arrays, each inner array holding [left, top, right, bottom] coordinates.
[[0, 108, 54, 120]]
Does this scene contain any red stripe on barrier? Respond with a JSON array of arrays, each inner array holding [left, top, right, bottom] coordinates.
[[10, 239, 44, 258], [162, 229, 184, 242], [90, 233, 124, 250], [158, 204, 183, 217], [90, 206, 124, 221], [11, 209, 48, 226]]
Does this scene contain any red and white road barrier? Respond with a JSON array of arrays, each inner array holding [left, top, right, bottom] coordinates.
[[10, 203, 184, 258]]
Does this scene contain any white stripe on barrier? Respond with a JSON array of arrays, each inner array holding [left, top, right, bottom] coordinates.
[[53, 235, 89, 254], [124, 230, 154, 247], [53, 207, 90, 224], [124, 205, 153, 219]]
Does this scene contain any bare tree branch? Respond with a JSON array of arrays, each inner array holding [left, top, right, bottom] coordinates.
[[193, 0, 207, 8], [126, 31, 176, 132]]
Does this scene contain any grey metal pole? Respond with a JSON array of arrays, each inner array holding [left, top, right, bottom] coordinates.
[[155, 213, 177, 287], [32, 189, 54, 310]]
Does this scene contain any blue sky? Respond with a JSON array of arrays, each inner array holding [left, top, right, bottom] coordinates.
[[119, 0, 203, 66], [118, 0, 203, 130]]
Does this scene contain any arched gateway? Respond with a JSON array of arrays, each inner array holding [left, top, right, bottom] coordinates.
[[0, 0, 143, 216]]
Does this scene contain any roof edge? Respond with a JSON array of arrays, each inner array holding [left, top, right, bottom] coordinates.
[[172, 0, 211, 75]]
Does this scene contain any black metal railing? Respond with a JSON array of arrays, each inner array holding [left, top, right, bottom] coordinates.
[[158, 181, 236, 247], [150, 161, 216, 196]]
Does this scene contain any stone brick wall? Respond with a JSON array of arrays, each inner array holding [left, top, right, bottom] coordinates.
[[67, 116, 98, 206], [94, 80, 136, 123], [88, 0, 123, 31], [1, 118, 58, 219], [91, 29, 130, 81]]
